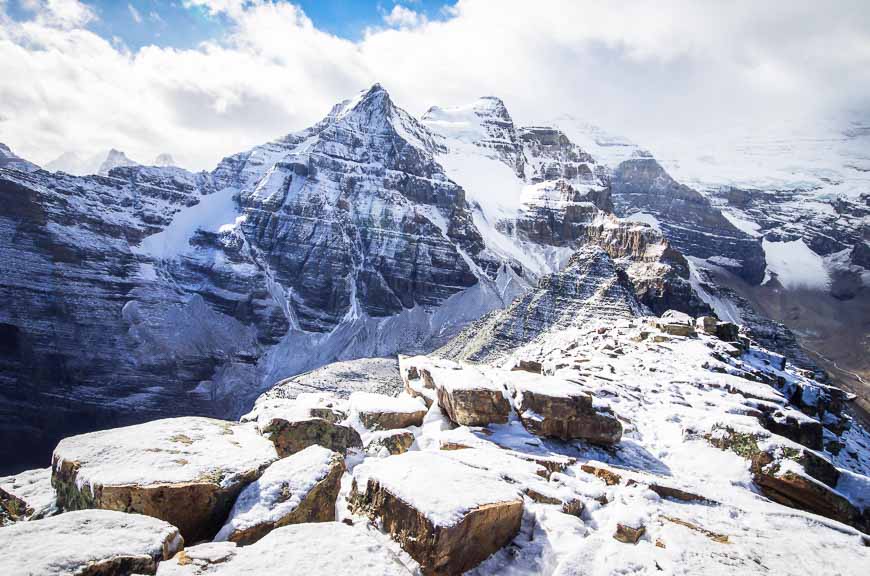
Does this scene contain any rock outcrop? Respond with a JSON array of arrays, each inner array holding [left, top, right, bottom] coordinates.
[[51, 417, 277, 542], [351, 451, 524, 575], [508, 371, 622, 445], [0, 509, 183, 576], [0, 467, 56, 524], [350, 392, 427, 430], [215, 445, 344, 545], [610, 155, 766, 284], [707, 426, 868, 533], [439, 245, 645, 363], [243, 394, 362, 457]]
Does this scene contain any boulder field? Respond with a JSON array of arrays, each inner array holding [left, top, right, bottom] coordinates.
[[1, 311, 869, 575]]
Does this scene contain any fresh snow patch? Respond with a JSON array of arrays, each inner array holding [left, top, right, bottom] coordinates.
[[762, 238, 830, 290], [159, 522, 411, 575]]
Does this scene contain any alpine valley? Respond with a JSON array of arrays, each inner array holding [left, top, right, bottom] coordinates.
[[0, 85, 868, 575]]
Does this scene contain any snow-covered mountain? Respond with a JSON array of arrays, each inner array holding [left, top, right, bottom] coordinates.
[[0, 143, 39, 173], [45, 148, 140, 176], [1, 84, 868, 575], [0, 84, 863, 478], [153, 153, 177, 168]]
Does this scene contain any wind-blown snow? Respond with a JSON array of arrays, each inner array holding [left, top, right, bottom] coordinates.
[[762, 238, 830, 290]]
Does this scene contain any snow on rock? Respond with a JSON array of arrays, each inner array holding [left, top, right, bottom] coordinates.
[[51, 417, 277, 542], [762, 237, 831, 290], [0, 509, 183, 576], [243, 393, 362, 457], [350, 392, 428, 431], [157, 523, 412, 575], [365, 429, 417, 456], [351, 451, 523, 574], [0, 467, 57, 523], [400, 354, 512, 425], [505, 370, 623, 445], [215, 445, 344, 545], [261, 358, 404, 401], [133, 186, 240, 260], [97, 149, 139, 176]]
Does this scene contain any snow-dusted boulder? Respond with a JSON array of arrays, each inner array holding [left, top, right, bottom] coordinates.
[[156, 523, 411, 575], [613, 522, 645, 544], [655, 310, 697, 337], [215, 445, 344, 545], [407, 360, 511, 426], [0, 509, 183, 576], [350, 392, 427, 430], [366, 429, 416, 456], [0, 467, 57, 524], [509, 371, 622, 445], [351, 451, 523, 574], [243, 394, 362, 457], [52, 417, 278, 542]]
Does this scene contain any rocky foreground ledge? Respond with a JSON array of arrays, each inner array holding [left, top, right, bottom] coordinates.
[[2, 312, 869, 575]]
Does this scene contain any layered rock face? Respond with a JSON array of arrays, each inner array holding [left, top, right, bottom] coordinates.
[[0, 86, 494, 474], [610, 155, 767, 284], [0, 86, 715, 476], [439, 245, 645, 362]]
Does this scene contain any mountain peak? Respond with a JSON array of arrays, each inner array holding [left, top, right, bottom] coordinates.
[[153, 153, 176, 167], [98, 149, 139, 176], [0, 142, 40, 172]]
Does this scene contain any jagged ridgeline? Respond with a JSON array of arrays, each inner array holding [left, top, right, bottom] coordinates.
[[0, 84, 796, 475]]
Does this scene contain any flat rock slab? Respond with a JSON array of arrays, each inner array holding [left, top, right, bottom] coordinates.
[[352, 451, 523, 575], [157, 523, 411, 575], [0, 509, 183, 576], [509, 372, 622, 445], [216, 445, 344, 545], [52, 417, 278, 543], [350, 392, 427, 430]]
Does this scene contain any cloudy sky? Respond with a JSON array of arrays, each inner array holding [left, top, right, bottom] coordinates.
[[1, 0, 869, 171]]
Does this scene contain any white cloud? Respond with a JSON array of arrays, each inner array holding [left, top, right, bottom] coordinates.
[[20, 0, 96, 28], [383, 5, 426, 29], [128, 3, 142, 24], [0, 0, 868, 173]]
